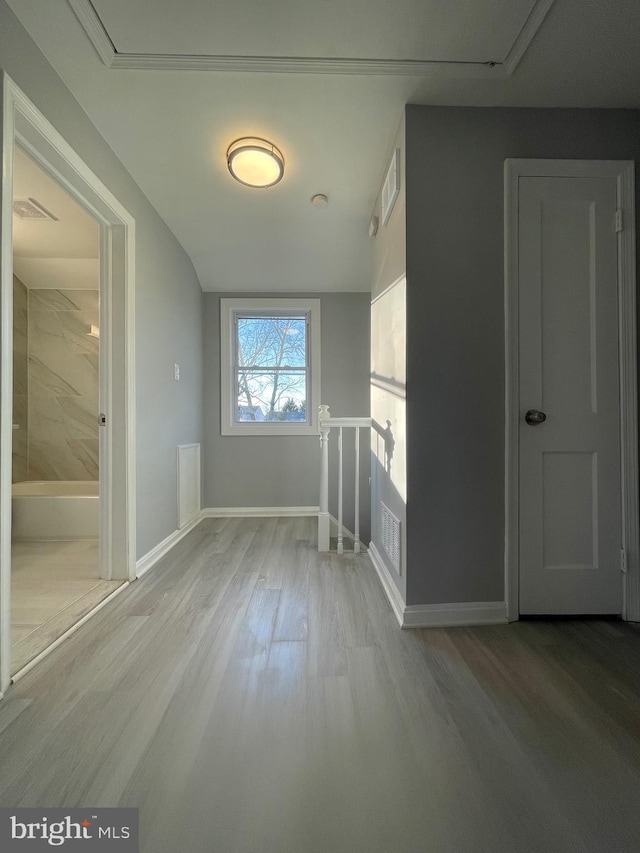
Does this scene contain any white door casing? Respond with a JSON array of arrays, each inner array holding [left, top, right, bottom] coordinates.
[[0, 75, 136, 693], [505, 159, 638, 621]]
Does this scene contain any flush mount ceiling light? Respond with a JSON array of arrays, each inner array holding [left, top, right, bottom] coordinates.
[[226, 137, 284, 188]]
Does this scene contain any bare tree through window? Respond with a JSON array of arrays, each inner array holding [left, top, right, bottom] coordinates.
[[235, 314, 307, 421]]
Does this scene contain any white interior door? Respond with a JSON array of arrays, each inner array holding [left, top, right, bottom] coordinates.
[[518, 172, 622, 615]]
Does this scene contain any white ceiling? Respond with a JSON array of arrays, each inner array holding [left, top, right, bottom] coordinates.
[[91, 0, 536, 64], [13, 146, 100, 289], [7, 0, 640, 293]]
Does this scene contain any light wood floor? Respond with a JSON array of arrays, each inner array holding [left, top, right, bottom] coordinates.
[[11, 540, 124, 674], [1, 517, 640, 853]]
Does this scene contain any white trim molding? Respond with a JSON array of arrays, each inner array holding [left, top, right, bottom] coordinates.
[[368, 543, 406, 625], [67, 0, 553, 78], [329, 514, 358, 544], [403, 601, 508, 628], [202, 506, 319, 518], [618, 164, 640, 622], [504, 158, 639, 623], [220, 297, 321, 437], [136, 513, 203, 578], [502, 0, 556, 76], [0, 75, 15, 694], [113, 55, 506, 77], [1, 74, 137, 693], [137, 504, 319, 581], [68, 0, 116, 65], [369, 544, 506, 628]]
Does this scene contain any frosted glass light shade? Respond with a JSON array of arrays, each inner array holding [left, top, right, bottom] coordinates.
[[226, 137, 284, 188]]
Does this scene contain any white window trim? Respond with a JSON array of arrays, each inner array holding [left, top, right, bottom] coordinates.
[[220, 297, 321, 436]]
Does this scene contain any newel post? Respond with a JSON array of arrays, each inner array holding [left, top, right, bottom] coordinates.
[[318, 404, 331, 551]]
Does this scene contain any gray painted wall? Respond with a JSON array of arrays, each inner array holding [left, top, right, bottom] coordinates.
[[369, 117, 407, 600], [405, 105, 640, 606], [202, 292, 370, 539], [0, 2, 203, 559]]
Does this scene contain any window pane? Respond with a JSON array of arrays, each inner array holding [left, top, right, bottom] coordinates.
[[236, 370, 307, 422], [236, 316, 306, 368]]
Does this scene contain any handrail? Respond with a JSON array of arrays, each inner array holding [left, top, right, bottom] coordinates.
[[319, 416, 372, 428], [318, 405, 372, 554]]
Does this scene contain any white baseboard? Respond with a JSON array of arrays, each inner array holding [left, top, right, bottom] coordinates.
[[368, 542, 405, 626], [329, 514, 358, 543], [202, 506, 319, 518], [403, 600, 508, 628], [137, 513, 506, 628], [137, 508, 331, 581], [136, 512, 203, 578], [368, 543, 506, 628], [201, 508, 359, 546]]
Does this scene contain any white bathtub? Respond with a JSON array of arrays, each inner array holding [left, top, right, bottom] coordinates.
[[12, 481, 99, 540]]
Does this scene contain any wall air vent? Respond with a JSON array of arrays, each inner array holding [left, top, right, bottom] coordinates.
[[381, 148, 400, 226], [13, 198, 58, 221], [379, 500, 401, 574]]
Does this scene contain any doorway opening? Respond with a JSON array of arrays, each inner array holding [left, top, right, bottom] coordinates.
[[1, 75, 136, 693], [10, 145, 123, 674]]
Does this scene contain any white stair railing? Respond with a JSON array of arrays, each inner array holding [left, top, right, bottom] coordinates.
[[318, 405, 372, 554]]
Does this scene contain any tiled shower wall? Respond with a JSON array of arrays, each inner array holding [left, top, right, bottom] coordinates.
[[12, 276, 28, 483], [27, 288, 99, 480]]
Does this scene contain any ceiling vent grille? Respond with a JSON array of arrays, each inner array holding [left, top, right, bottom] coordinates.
[[379, 500, 401, 574], [13, 198, 58, 221]]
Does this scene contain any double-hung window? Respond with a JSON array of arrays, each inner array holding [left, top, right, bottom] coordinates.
[[220, 298, 321, 436]]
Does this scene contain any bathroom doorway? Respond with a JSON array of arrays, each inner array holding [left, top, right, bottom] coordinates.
[[1, 76, 136, 692], [10, 146, 122, 674]]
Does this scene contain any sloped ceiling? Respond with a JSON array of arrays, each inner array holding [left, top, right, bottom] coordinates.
[[6, 0, 640, 292]]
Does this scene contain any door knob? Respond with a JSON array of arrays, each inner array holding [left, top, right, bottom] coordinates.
[[525, 409, 547, 425]]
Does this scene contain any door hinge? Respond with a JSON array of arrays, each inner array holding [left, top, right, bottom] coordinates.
[[615, 210, 624, 233], [621, 548, 628, 574]]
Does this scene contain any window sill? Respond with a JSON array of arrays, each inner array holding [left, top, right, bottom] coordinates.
[[221, 422, 320, 437]]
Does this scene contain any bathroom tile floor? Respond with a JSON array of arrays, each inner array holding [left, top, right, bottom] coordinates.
[[11, 540, 123, 674]]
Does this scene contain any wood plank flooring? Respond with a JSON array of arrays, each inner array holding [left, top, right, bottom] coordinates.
[[1, 517, 640, 852]]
